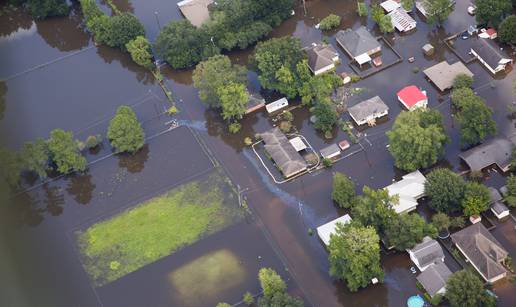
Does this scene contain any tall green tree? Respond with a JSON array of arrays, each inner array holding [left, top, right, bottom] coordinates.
[[445, 270, 486, 307], [28, 0, 69, 19], [379, 15, 394, 33], [499, 15, 516, 44], [257, 267, 304, 307], [328, 223, 384, 292], [217, 82, 249, 121], [452, 74, 474, 89], [387, 110, 448, 171], [371, 4, 384, 24], [332, 172, 356, 208], [456, 95, 496, 148], [475, 0, 512, 27], [126, 36, 154, 69], [462, 182, 490, 216], [48, 129, 87, 174], [425, 168, 465, 213], [504, 175, 516, 207], [21, 138, 49, 179], [192, 55, 247, 108], [107, 106, 145, 154], [155, 20, 219, 69], [424, 0, 454, 25], [351, 186, 398, 235], [384, 214, 437, 250], [313, 102, 339, 133], [105, 13, 145, 51], [401, 0, 415, 11]]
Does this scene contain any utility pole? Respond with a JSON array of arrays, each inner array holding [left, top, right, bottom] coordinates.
[[302, 0, 307, 16], [154, 11, 161, 31]]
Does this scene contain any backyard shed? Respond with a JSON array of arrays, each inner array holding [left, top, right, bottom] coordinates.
[[385, 170, 426, 214], [407, 236, 445, 271], [307, 43, 340, 75], [289, 136, 307, 152], [265, 98, 289, 113], [336, 27, 381, 65], [260, 128, 308, 178], [348, 96, 389, 126], [320, 144, 341, 159], [416, 262, 452, 297], [451, 223, 508, 283], [423, 61, 474, 91], [317, 214, 352, 246], [491, 202, 509, 219], [380, 0, 401, 12], [422, 44, 434, 56], [177, 0, 213, 27], [397, 85, 428, 110]]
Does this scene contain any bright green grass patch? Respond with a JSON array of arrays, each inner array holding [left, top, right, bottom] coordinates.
[[168, 249, 246, 306], [77, 170, 242, 287]]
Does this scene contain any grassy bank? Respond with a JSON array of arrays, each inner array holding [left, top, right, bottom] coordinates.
[[77, 170, 242, 287]]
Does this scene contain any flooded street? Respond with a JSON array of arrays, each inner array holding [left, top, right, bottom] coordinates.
[[1, 0, 515, 306]]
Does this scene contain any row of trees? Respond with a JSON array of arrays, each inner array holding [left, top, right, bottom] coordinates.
[[155, 0, 295, 69], [8, 0, 69, 19], [475, 0, 513, 27], [0, 106, 144, 189], [216, 267, 303, 307]]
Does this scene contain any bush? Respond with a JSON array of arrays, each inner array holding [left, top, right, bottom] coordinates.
[[332, 172, 356, 208], [48, 129, 87, 174], [319, 14, 341, 30], [244, 137, 253, 146], [357, 2, 368, 17], [107, 106, 145, 154], [126, 36, 154, 69], [228, 122, 242, 134], [453, 74, 474, 89], [243, 291, 254, 305], [85, 135, 102, 149], [322, 158, 333, 168], [282, 110, 294, 122], [279, 121, 292, 133]]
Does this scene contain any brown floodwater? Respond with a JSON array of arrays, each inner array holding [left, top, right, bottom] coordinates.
[[1, 0, 515, 306]]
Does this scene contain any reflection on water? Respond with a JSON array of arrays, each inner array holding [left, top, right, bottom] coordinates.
[[43, 184, 64, 216], [66, 173, 96, 205], [35, 4, 89, 52], [10, 191, 45, 227], [117, 144, 149, 173], [168, 249, 246, 307], [0, 81, 5, 120], [0, 5, 33, 38], [97, 45, 155, 85]]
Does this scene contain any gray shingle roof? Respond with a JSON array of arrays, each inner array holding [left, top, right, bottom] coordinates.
[[491, 201, 509, 215], [423, 61, 474, 91], [336, 26, 380, 58], [451, 223, 508, 281], [416, 262, 452, 296], [307, 44, 338, 73], [260, 128, 308, 178], [459, 137, 515, 172], [488, 187, 503, 204], [348, 96, 389, 124], [409, 236, 445, 269], [471, 38, 506, 71]]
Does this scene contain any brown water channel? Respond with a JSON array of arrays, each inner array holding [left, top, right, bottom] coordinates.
[[1, 0, 516, 306]]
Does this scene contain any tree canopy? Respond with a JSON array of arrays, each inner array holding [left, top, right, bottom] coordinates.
[[332, 172, 356, 208], [351, 186, 398, 235], [384, 213, 437, 250], [424, 0, 454, 25], [328, 222, 384, 292], [445, 270, 486, 307], [505, 175, 516, 207], [319, 14, 341, 30], [453, 74, 474, 89], [217, 82, 249, 121], [313, 102, 339, 133], [387, 109, 448, 171], [462, 182, 490, 216], [105, 13, 145, 51], [27, 0, 69, 19], [257, 267, 303, 307], [48, 129, 87, 174], [20, 138, 49, 179], [475, 0, 512, 27], [379, 15, 394, 33], [425, 168, 465, 213], [499, 15, 516, 44], [107, 106, 145, 154], [126, 36, 154, 69]]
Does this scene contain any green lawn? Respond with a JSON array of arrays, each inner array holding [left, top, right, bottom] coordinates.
[[77, 170, 242, 287]]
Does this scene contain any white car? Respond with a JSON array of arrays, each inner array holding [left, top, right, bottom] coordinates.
[[467, 5, 476, 15]]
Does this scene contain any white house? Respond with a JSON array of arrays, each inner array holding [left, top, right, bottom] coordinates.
[[408, 236, 445, 272], [385, 170, 426, 214], [317, 214, 352, 246], [388, 7, 417, 32], [470, 38, 513, 74]]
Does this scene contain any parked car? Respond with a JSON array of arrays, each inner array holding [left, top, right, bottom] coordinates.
[[461, 31, 470, 40], [467, 5, 476, 15]]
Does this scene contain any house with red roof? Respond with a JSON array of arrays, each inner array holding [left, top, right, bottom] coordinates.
[[397, 85, 428, 111]]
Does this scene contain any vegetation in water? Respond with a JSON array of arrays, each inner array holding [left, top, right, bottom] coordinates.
[[319, 14, 341, 30], [107, 106, 145, 154]]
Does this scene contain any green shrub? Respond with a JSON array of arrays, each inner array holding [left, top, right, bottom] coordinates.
[[243, 291, 254, 305], [453, 73, 474, 89], [104, 13, 145, 51], [85, 135, 102, 149], [357, 2, 368, 17], [228, 122, 242, 134], [322, 158, 333, 168], [319, 14, 341, 30], [244, 137, 253, 146]]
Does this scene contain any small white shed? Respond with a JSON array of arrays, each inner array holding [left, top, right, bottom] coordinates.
[[266, 98, 289, 113]]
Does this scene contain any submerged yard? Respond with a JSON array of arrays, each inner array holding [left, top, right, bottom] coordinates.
[[76, 169, 243, 287]]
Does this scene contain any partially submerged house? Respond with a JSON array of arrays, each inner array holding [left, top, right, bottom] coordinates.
[[317, 214, 352, 246], [423, 61, 474, 92], [385, 170, 426, 214], [397, 85, 428, 111], [265, 97, 289, 114], [177, 0, 213, 27], [260, 128, 308, 178], [348, 96, 389, 126], [388, 7, 417, 32], [451, 223, 508, 283], [336, 27, 381, 66], [307, 43, 339, 75], [459, 134, 516, 172], [470, 38, 513, 74], [408, 236, 445, 271], [416, 262, 452, 298]]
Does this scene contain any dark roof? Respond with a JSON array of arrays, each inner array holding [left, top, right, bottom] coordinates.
[[307, 44, 338, 72], [416, 262, 452, 296], [451, 223, 508, 281], [491, 201, 509, 215], [336, 27, 381, 58], [471, 38, 506, 70], [348, 96, 389, 123], [260, 128, 308, 178], [408, 236, 445, 269], [459, 136, 516, 171], [488, 187, 503, 204]]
